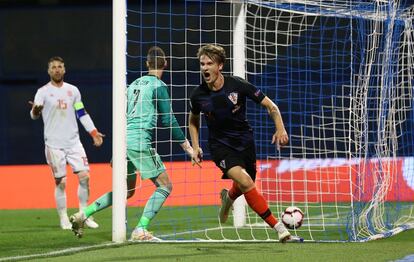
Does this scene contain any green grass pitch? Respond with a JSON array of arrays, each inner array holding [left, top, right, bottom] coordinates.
[[0, 208, 413, 261]]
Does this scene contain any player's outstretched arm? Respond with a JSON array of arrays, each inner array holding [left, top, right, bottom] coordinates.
[[260, 96, 289, 149], [188, 112, 203, 167], [180, 139, 193, 156], [74, 101, 104, 147], [90, 130, 105, 147], [29, 101, 43, 120]]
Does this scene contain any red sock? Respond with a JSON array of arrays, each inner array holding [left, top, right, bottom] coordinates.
[[244, 187, 278, 227], [228, 182, 243, 200]]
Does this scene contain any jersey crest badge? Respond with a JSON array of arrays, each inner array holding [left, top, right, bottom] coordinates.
[[219, 159, 226, 169], [228, 92, 238, 105], [67, 91, 73, 97]]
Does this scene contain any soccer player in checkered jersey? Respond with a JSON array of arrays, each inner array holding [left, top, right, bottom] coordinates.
[[30, 56, 104, 230], [69, 46, 196, 240], [189, 44, 302, 243]]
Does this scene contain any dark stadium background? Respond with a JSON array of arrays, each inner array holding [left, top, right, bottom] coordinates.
[[0, 0, 236, 165], [0, 0, 204, 165], [2, 0, 412, 165], [0, 0, 112, 164]]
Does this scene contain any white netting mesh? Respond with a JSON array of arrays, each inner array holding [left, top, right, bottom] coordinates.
[[123, 0, 414, 242]]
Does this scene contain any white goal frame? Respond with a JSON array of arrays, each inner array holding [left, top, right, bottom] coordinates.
[[112, 0, 127, 243]]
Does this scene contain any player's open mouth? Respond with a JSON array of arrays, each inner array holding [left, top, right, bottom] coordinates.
[[204, 72, 210, 78]]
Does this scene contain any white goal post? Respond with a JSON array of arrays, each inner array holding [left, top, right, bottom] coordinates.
[[112, 0, 127, 243], [232, 2, 248, 229]]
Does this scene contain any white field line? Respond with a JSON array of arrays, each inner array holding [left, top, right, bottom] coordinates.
[[0, 242, 122, 262]]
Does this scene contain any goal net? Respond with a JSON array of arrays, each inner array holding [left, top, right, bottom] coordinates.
[[118, 0, 414, 242]]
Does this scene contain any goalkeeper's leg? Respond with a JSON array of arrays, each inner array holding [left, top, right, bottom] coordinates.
[[127, 148, 169, 241], [70, 175, 137, 238], [131, 172, 171, 241]]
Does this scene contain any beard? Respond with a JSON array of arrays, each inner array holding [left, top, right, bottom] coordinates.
[[51, 75, 64, 83]]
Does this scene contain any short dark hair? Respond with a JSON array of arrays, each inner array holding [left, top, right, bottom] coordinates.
[[147, 46, 166, 70], [48, 56, 64, 66], [197, 44, 226, 65]]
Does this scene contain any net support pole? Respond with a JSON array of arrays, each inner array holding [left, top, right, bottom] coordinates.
[[232, 2, 247, 228], [112, 0, 127, 243]]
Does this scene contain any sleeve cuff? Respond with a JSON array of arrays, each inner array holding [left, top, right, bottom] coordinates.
[[89, 129, 98, 137]]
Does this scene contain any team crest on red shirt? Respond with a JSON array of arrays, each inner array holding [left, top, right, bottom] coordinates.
[[67, 91, 73, 97], [228, 92, 238, 105]]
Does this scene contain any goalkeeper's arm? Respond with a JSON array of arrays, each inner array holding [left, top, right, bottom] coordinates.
[[155, 86, 193, 157]]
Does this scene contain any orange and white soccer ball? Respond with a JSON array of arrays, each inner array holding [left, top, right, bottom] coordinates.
[[281, 206, 304, 229]]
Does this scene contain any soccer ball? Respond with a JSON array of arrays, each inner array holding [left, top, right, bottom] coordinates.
[[281, 206, 304, 229]]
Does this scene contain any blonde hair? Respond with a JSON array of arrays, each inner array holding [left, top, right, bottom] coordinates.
[[48, 56, 64, 67], [197, 44, 226, 65]]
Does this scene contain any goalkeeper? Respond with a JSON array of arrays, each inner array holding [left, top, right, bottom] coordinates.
[[70, 46, 195, 241], [189, 44, 301, 243]]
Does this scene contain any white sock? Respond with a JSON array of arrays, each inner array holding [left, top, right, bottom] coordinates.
[[78, 177, 89, 211], [55, 185, 67, 219], [274, 221, 288, 234]]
